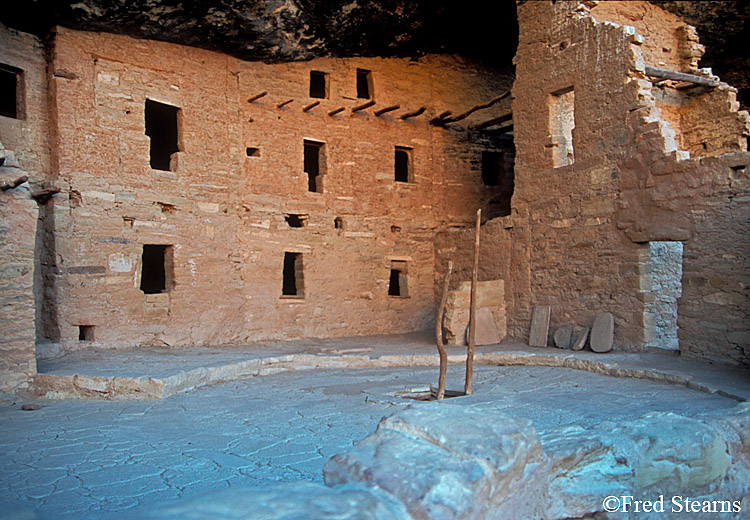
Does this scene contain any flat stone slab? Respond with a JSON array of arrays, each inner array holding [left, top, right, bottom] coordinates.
[[553, 324, 575, 349], [529, 305, 551, 347], [467, 307, 501, 346], [590, 313, 614, 353]]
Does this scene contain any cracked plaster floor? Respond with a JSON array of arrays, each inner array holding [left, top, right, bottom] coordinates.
[[0, 365, 741, 519]]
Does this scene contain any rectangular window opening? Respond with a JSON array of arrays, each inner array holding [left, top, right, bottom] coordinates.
[[388, 260, 409, 298], [145, 99, 180, 171], [309, 71, 328, 99], [0, 64, 24, 120], [78, 325, 95, 342], [394, 146, 412, 183], [549, 87, 575, 168], [334, 217, 344, 230], [482, 149, 515, 218], [246, 147, 260, 157], [140, 244, 173, 294], [304, 140, 325, 193], [282, 252, 304, 297], [356, 69, 373, 99]]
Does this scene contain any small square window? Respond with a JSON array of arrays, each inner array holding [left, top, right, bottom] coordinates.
[[356, 69, 373, 99], [78, 325, 95, 342], [309, 71, 328, 99], [246, 147, 260, 157], [0, 64, 24, 120]]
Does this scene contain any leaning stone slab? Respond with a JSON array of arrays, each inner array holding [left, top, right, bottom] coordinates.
[[589, 312, 614, 353], [145, 481, 411, 520], [571, 327, 589, 351], [553, 324, 575, 349], [529, 305, 551, 347], [324, 403, 548, 520], [467, 307, 501, 346]]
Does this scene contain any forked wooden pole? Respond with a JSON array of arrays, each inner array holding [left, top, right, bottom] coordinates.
[[465, 209, 481, 395], [436, 260, 453, 400]]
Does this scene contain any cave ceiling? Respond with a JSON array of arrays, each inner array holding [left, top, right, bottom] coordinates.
[[0, 1, 747, 102]]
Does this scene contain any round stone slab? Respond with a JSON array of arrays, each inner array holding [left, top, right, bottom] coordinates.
[[590, 313, 614, 353], [553, 324, 575, 349]]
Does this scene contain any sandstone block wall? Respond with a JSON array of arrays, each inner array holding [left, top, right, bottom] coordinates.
[[42, 27, 514, 351], [507, 0, 749, 365], [0, 24, 50, 391]]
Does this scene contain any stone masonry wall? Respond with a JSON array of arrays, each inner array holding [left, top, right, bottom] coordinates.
[[0, 24, 50, 391], [510, 1, 649, 347], [45, 27, 513, 350], [511, 0, 749, 365]]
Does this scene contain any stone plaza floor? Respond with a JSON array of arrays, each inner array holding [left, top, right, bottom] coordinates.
[[1, 350, 747, 519]]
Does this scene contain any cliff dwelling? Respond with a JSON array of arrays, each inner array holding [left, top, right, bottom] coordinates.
[[0, 1, 749, 518]]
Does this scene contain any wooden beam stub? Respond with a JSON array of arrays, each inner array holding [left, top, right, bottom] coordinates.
[[247, 91, 268, 103], [352, 100, 376, 113], [31, 187, 61, 202], [400, 106, 426, 120], [441, 91, 511, 124], [429, 111, 452, 125], [302, 101, 321, 112], [0, 175, 29, 191], [328, 107, 345, 116], [469, 112, 513, 131], [374, 104, 400, 117], [277, 99, 294, 109], [644, 65, 719, 87]]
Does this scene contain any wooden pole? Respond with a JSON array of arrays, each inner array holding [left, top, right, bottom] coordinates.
[[328, 107, 345, 116], [644, 65, 719, 87], [351, 100, 376, 112], [465, 209, 481, 395], [247, 91, 268, 103], [277, 99, 294, 109], [400, 106, 426, 120], [374, 104, 400, 117], [436, 260, 453, 400]]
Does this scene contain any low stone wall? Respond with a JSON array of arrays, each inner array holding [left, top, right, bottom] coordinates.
[[146, 401, 750, 519]]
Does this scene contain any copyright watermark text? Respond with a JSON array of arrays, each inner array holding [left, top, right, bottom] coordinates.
[[602, 495, 742, 514]]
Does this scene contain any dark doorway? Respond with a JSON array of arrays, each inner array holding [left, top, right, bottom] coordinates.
[[0, 65, 22, 119], [309, 71, 328, 99], [282, 252, 304, 297], [145, 99, 180, 171], [304, 140, 324, 192], [394, 147, 412, 183], [357, 69, 372, 99], [140, 244, 171, 294]]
